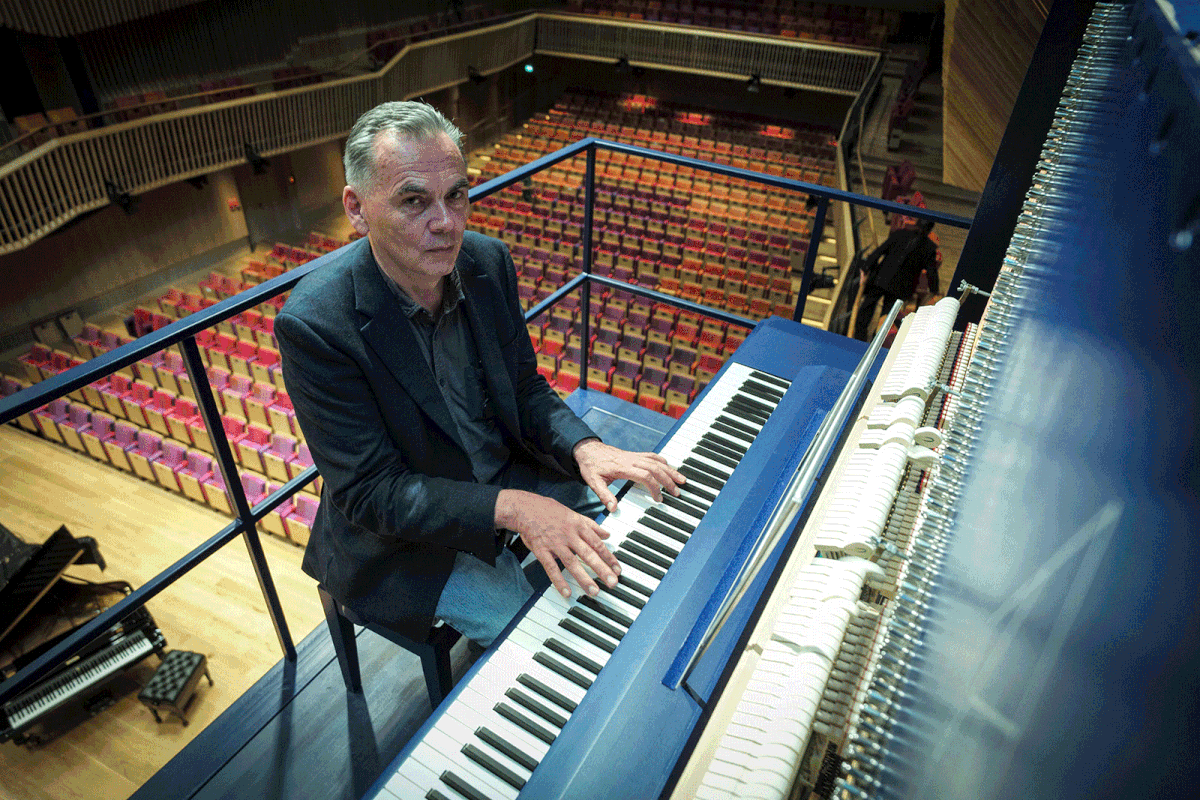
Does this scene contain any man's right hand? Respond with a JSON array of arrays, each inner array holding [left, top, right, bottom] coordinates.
[[495, 489, 620, 599]]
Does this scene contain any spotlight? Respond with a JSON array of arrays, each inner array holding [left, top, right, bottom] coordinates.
[[746, 73, 762, 93], [523, 63, 534, 74], [244, 143, 270, 175], [468, 66, 486, 84], [105, 180, 138, 215], [615, 55, 631, 74]]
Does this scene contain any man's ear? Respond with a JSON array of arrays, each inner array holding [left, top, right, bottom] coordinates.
[[343, 185, 369, 237]]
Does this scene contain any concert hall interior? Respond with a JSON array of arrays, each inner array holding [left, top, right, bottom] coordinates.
[[2, 1, 1198, 800]]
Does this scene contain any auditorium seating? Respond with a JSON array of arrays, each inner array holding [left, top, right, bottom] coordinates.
[[572, 0, 898, 48], [469, 89, 824, 411]]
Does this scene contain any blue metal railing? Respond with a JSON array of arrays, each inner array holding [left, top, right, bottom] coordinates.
[[0, 137, 972, 706]]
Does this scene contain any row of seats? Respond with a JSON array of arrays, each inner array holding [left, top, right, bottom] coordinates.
[[572, 0, 898, 47], [3, 231, 355, 543]]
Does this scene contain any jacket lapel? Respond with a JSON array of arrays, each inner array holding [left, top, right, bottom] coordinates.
[[351, 241, 462, 449], [459, 251, 522, 441]]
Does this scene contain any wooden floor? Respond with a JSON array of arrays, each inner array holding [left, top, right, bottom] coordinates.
[[0, 422, 327, 800]]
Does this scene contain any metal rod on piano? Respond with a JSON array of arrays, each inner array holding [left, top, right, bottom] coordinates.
[[671, 299, 904, 692]]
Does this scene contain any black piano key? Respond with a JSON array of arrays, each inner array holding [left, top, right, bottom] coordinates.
[[477, 726, 541, 772], [616, 548, 667, 580], [694, 442, 739, 470], [683, 456, 731, 483], [622, 540, 673, 571], [726, 396, 771, 422], [713, 417, 756, 443], [544, 637, 604, 675], [426, 789, 453, 800], [534, 650, 594, 688], [661, 492, 706, 519], [560, 616, 617, 653], [494, 702, 557, 744], [602, 580, 647, 609], [679, 463, 725, 491], [579, 595, 634, 629], [741, 378, 785, 403], [506, 687, 568, 729], [677, 478, 717, 505], [627, 530, 681, 560], [701, 431, 748, 458], [646, 504, 695, 533], [642, 512, 691, 542], [463, 743, 527, 790], [728, 391, 773, 415], [750, 369, 791, 390], [517, 673, 579, 714], [568, 605, 628, 641], [441, 770, 492, 800]]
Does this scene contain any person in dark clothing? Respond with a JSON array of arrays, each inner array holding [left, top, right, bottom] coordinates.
[[854, 219, 939, 340]]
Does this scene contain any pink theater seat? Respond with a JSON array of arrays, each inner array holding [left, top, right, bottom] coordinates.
[[251, 347, 279, 389], [259, 484, 294, 539], [151, 439, 189, 491], [57, 402, 92, 452], [228, 340, 258, 377], [18, 344, 52, 384], [156, 349, 187, 396], [80, 412, 116, 462], [133, 349, 164, 386], [288, 443, 321, 496], [177, 451, 213, 502], [103, 420, 140, 471], [221, 374, 253, 420], [244, 382, 276, 428], [267, 391, 296, 437], [203, 468, 265, 515], [127, 430, 163, 481], [261, 432, 296, 482], [284, 494, 319, 545], [143, 389, 175, 436], [236, 422, 272, 473], [121, 380, 154, 427], [167, 398, 199, 445], [33, 398, 70, 443]]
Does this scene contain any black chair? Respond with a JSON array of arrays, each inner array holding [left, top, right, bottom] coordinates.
[[318, 585, 461, 707]]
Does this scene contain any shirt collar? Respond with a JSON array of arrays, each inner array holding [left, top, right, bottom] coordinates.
[[377, 263, 465, 322]]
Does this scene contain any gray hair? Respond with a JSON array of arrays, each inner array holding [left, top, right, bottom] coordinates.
[[343, 101, 464, 190]]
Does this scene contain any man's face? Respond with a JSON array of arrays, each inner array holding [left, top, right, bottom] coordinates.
[[343, 131, 470, 290]]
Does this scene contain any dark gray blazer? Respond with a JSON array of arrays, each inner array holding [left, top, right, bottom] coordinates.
[[275, 232, 596, 639]]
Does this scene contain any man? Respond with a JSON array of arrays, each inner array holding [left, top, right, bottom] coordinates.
[[853, 219, 939, 340], [275, 101, 683, 647]]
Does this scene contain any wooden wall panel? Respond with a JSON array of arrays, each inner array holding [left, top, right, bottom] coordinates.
[[943, 0, 1050, 191]]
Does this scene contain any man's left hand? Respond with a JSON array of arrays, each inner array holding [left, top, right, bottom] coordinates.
[[573, 439, 685, 513]]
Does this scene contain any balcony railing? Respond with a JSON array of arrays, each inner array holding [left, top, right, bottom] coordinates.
[[0, 13, 879, 254], [0, 139, 970, 718]]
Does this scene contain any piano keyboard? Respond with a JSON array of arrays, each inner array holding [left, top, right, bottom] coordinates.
[[669, 303, 972, 800], [2, 628, 158, 731], [376, 362, 795, 800]]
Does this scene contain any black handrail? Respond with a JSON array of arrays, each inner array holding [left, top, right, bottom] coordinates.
[[0, 137, 971, 706]]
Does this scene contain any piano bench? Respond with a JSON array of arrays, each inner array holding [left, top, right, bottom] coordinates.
[[138, 649, 212, 725], [318, 585, 460, 708]]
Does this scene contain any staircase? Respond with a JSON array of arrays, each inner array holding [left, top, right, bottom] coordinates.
[[849, 47, 980, 294]]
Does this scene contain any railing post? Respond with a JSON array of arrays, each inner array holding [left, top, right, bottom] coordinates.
[[794, 196, 830, 324], [180, 335, 296, 661], [580, 141, 597, 379]]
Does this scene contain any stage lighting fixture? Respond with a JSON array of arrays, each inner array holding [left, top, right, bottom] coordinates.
[[523, 63, 534, 74], [468, 66, 486, 84], [105, 180, 139, 215], [615, 55, 631, 74], [747, 73, 762, 93], [244, 143, 270, 175]]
